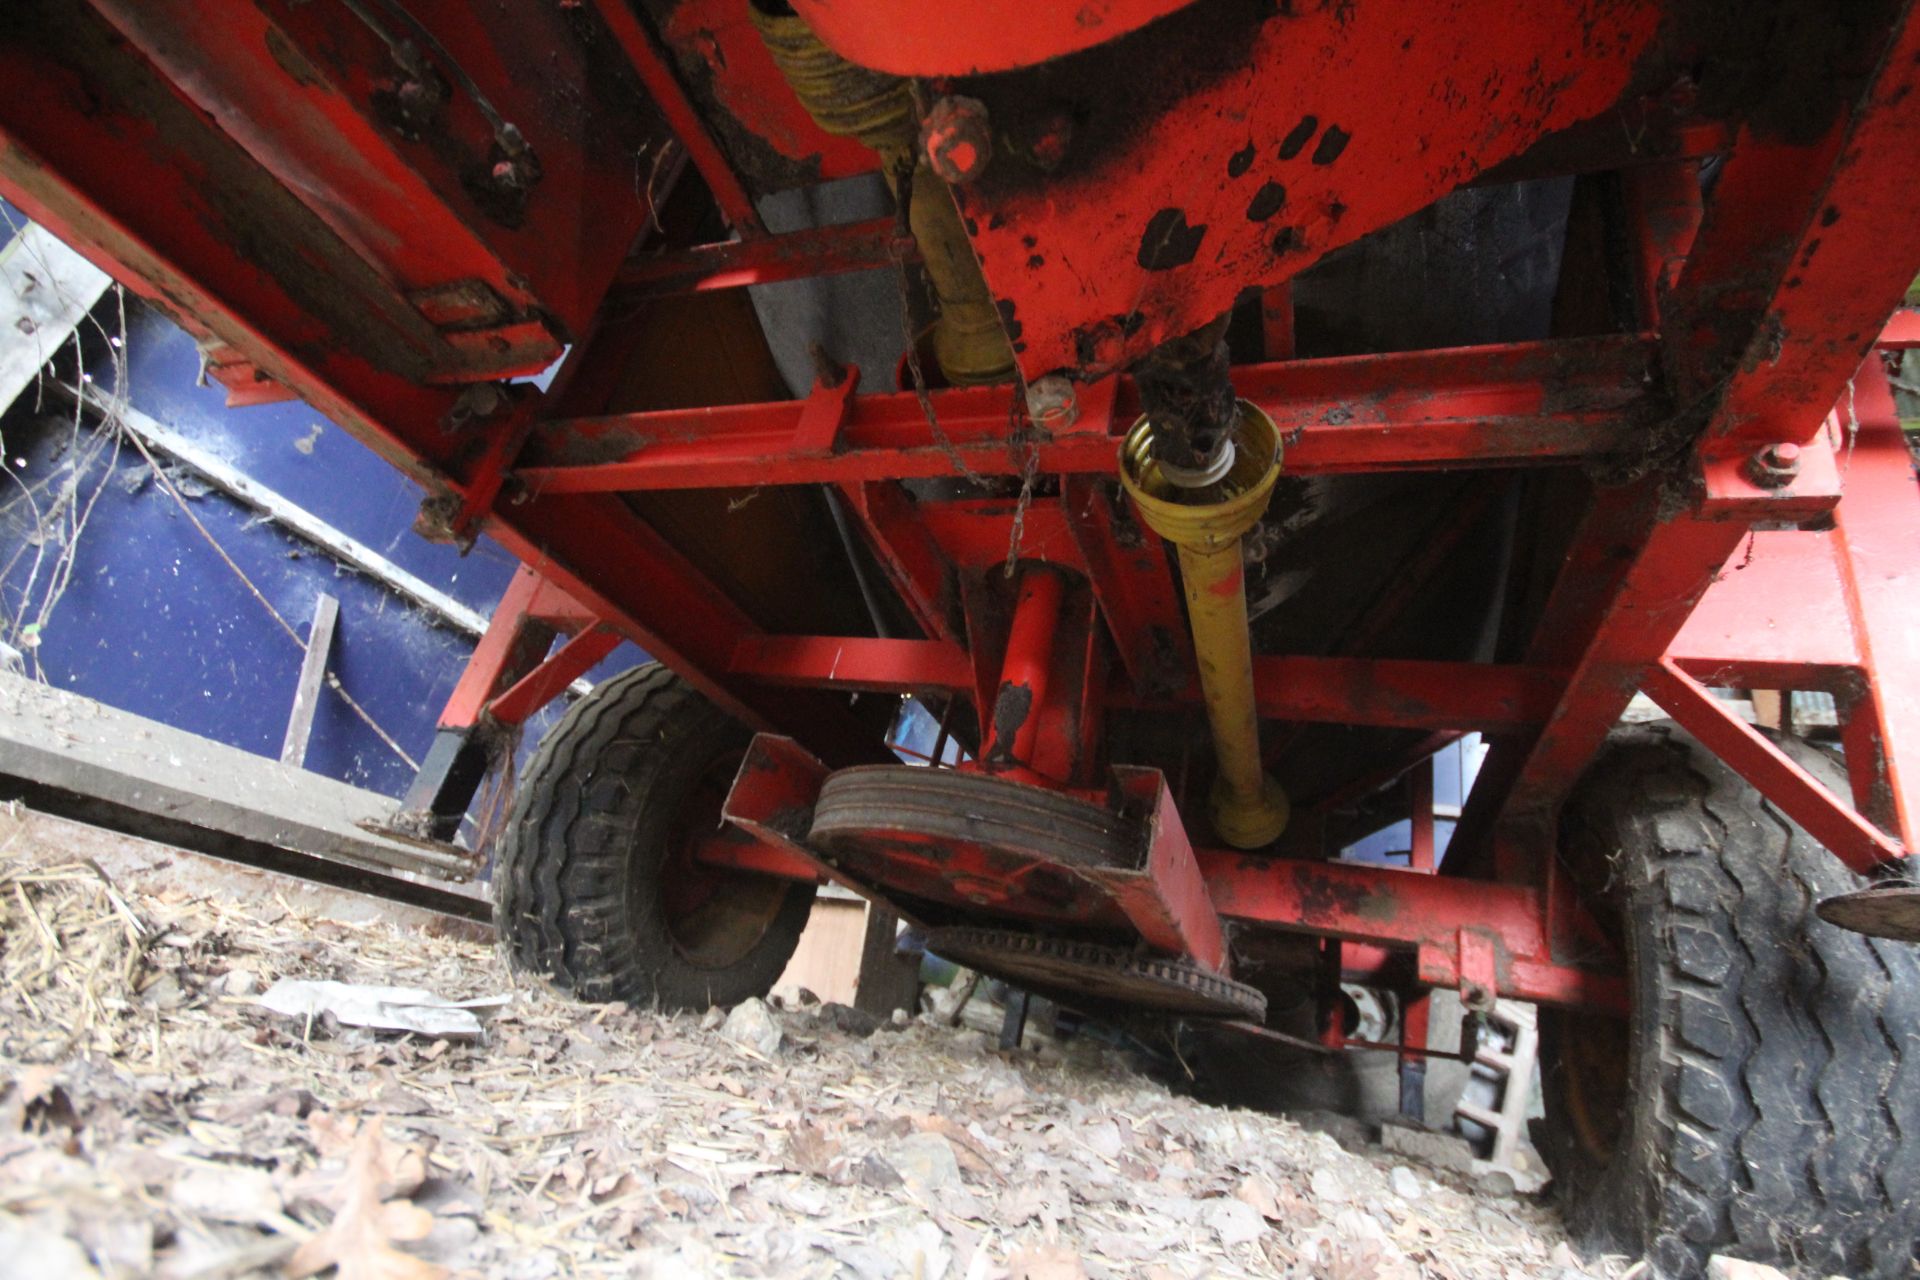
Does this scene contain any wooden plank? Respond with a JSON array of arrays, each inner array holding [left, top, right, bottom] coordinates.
[[0, 671, 484, 888], [280, 593, 339, 766], [0, 222, 111, 415]]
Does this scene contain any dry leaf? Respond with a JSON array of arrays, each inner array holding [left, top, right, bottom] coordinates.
[[784, 1121, 841, 1178], [1313, 1238, 1384, 1280], [286, 1117, 444, 1280], [1006, 1243, 1088, 1280], [1234, 1172, 1283, 1220]]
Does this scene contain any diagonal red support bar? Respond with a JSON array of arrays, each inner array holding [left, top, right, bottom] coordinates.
[[1062, 475, 1191, 696], [487, 626, 622, 727], [1641, 658, 1904, 873], [582, 0, 763, 234]]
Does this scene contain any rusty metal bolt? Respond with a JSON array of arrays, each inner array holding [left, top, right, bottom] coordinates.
[[1024, 374, 1078, 431], [1026, 109, 1074, 172], [922, 95, 993, 186], [1747, 441, 1802, 489]]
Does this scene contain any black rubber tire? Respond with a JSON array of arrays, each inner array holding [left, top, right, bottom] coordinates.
[[1540, 723, 1920, 1279], [493, 663, 814, 1011]]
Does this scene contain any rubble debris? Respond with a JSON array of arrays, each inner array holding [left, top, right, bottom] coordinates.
[[256, 979, 508, 1040], [0, 816, 1645, 1278]]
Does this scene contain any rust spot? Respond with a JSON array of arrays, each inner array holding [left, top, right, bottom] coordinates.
[[1136, 207, 1207, 271], [1245, 180, 1287, 222], [1278, 114, 1318, 160], [1311, 125, 1351, 165], [985, 681, 1033, 765]]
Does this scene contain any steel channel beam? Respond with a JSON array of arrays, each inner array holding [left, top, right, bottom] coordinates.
[[518, 335, 1655, 493], [726, 637, 1563, 735], [1197, 852, 1622, 1011]]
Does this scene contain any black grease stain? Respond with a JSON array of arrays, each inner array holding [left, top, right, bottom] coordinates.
[[1820, 205, 1841, 227], [1136, 207, 1207, 271], [1311, 124, 1351, 165], [1227, 142, 1256, 178], [1027, 254, 1045, 269], [987, 212, 1007, 231], [1245, 180, 1287, 222], [1278, 114, 1318, 160], [1270, 226, 1304, 256]]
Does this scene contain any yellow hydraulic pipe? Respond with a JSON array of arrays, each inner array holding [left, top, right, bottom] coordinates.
[[749, 8, 1013, 386], [1119, 401, 1290, 848]]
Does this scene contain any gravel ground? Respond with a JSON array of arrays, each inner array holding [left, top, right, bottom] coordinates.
[[0, 804, 1636, 1279]]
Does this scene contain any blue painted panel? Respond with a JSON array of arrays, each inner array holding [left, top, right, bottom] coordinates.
[[0, 261, 639, 806]]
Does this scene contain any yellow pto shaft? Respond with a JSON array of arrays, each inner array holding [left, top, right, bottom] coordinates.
[[1120, 401, 1290, 848]]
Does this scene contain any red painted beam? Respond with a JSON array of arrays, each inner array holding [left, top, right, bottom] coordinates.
[[730, 634, 975, 695], [1197, 852, 1622, 1011], [488, 626, 622, 727], [1641, 658, 1904, 873], [1881, 309, 1920, 349], [1122, 656, 1563, 735], [727, 636, 1564, 735], [518, 336, 1654, 493], [614, 218, 905, 296]]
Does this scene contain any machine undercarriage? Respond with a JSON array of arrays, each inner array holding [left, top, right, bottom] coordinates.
[[6, 1, 1920, 1272]]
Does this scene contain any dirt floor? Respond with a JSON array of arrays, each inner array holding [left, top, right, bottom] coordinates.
[[0, 803, 1635, 1280]]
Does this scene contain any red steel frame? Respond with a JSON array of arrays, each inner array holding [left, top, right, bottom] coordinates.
[[3, 1, 1918, 1018]]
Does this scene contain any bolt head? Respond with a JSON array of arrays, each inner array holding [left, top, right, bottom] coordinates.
[[1747, 441, 1802, 488], [922, 95, 992, 185]]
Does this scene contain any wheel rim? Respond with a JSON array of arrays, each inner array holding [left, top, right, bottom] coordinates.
[[657, 751, 792, 970], [1555, 1009, 1631, 1163]]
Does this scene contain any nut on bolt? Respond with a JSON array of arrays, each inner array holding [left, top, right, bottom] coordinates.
[[922, 95, 992, 185], [1747, 441, 1801, 489]]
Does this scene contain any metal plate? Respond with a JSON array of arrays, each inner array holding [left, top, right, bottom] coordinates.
[[926, 926, 1265, 1020], [1816, 887, 1920, 942], [808, 767, 1145, 930]]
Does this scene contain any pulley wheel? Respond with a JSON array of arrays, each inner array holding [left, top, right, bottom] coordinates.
[[808, 767, 1144, 928], [925, 925, 1266, 1020]]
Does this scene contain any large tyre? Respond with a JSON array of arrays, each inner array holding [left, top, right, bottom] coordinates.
[[1540, 724, 1920, 1278], [493, 664, 814, 1010]]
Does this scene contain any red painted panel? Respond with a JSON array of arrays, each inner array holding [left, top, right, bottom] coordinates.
[[947, 2, 1660, 379]]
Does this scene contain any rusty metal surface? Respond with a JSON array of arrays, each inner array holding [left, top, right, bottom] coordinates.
[[924, 926, 1267, 1020]]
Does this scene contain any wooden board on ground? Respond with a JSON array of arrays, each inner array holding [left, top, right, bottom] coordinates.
[[0, 671, 487, 915]]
